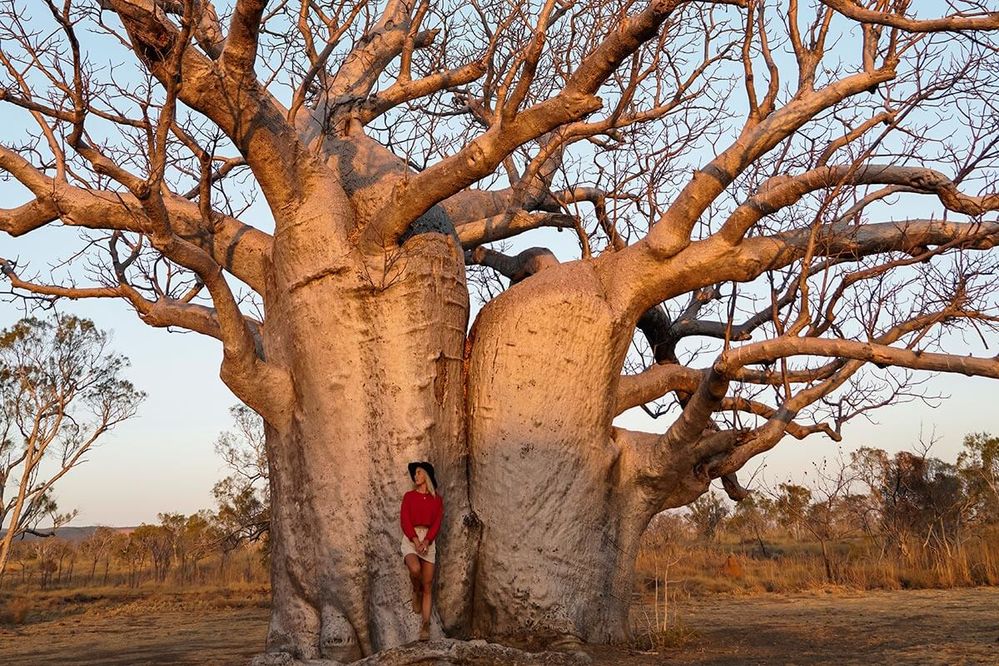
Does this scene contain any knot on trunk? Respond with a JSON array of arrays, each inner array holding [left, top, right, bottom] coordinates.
[[462, 511, 482, 530]]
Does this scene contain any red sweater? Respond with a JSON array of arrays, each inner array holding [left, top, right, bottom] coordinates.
[[400, 490, 443, 544]]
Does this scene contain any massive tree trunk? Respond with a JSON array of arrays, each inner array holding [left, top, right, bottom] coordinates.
[[261, 227, 479, 660], [466, 262, 629, 644], [255, 239, 704, 656], [466, 262, 683, 645], [256, 230, 683, 656]]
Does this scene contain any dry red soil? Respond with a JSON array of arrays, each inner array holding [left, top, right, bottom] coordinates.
[[1, 587, 998, 664]]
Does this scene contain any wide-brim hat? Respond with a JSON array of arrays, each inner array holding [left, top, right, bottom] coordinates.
[[408, 461, 438, 490]]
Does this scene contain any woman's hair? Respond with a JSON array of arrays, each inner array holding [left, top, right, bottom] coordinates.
[[415, 466, 436, 496]]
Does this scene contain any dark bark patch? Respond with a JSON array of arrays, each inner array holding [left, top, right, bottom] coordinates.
[[399, 204, 458, 244]]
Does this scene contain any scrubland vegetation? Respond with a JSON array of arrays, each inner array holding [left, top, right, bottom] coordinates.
[[645, 433, 998, 588], [631, 433, 999, 649], [0, 404, 269, 626], [0, 517, 268, 627]]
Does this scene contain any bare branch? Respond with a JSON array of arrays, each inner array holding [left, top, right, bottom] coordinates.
[[0, 146, 271, 294], [456, 210, 575, 247], [221, 0, 268, 81], [820, 0, 999, 33], [466, 246, 559, 283], [719, 164, 999, 243], [360, 0, 694, 251]]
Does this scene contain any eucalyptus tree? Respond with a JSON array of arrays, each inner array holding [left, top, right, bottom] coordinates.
[[0, 316, 142, 576], [2, 0, 999, 660]]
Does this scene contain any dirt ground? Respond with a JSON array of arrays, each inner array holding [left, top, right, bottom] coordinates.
[[1, 587, 998, 664], [632, 587, 999, 665]]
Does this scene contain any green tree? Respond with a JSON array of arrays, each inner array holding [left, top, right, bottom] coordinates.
[[727, 494, 774, 556], [686, 491, 729, 542], [212, 406, 269, 554], [958, 433, 999, 525], [774, 483, 813, 541], [853, 447, 971, 557], [179, 512, 215, 584]]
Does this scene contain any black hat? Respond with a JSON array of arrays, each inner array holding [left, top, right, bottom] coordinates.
[[408, 461, 438, 490]]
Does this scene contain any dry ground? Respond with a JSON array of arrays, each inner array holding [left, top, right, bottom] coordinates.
[[627, 587, 999, 665], [1, 587, 998, 664]]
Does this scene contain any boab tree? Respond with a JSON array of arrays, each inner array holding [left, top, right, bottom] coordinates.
[[2, 0, 999, 660]]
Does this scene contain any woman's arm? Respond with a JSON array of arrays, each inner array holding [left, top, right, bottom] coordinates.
[[400, 493, 418, 542], [424, 495, 444, 544]]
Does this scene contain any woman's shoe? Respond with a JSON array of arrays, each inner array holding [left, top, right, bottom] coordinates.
[[418, 622, 430, 641]]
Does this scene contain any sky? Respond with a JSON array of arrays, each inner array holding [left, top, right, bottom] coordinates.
[[1, 3, 997, 527]]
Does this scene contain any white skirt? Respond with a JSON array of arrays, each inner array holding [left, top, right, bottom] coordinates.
[[400, 526, 436, 564]]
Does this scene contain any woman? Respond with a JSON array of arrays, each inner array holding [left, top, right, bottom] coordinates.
[[400, 460, 443, 641]]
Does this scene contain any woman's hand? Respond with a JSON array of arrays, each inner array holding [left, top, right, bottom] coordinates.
[[417, 539, 428, 555]]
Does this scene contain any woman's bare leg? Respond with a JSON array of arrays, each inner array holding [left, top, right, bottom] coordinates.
[[404, 554, 422, 613], [419, 559, 435, 637]]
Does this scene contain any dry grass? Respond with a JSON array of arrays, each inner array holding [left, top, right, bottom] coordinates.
[[635, 527, 999, 598], [0, 542, 267, 594], [630, 615, 699, 653], [0, 583, 269, 629], [0, 596, 30, 625]]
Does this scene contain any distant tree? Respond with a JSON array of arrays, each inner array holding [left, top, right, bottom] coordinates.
[[686, 491, 730, 542], [212, 406, 269, 553], [727, 493, 774, 556], [31, 538, 58, 589], [177, 511, 215, 584], [641, 512, 687, 632], [0, 316, 144, 576], [79, 526, 117, 586], [134, 519, 181, 584], [774, 483, 813, 541], [800, 458, 860, 582], [6, 540, 31, 587], [52, 538, 76, 586], [852, 445, 971, 558], [898, 454, 969, 552], [958, 432, 999, 525], [114, 532, 145, 588], [848, 446, 892, 545]]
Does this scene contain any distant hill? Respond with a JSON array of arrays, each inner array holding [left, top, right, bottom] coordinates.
[[0, 526, 136, 543]]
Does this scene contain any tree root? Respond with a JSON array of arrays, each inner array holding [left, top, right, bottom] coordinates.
[[250, 638, 592, 666]]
